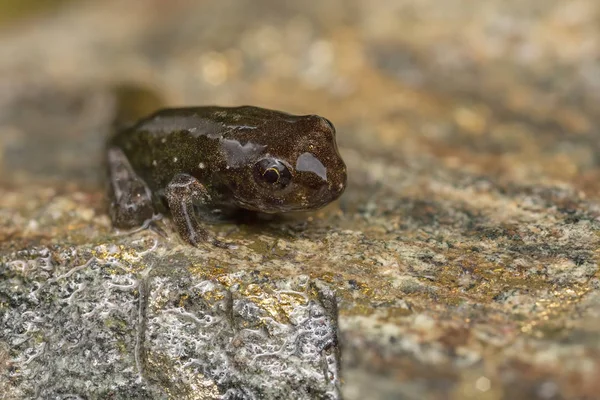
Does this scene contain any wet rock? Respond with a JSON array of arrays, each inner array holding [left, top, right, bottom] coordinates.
[[1, 245, 340, 399]]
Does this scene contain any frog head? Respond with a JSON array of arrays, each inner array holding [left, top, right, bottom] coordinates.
[[220, 111, 347, 213]]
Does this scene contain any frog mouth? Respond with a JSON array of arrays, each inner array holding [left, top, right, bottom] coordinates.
[[232, 177, 345, 213], [232, 197, 317, 214]]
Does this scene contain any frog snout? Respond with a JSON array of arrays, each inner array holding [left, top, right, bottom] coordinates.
[[331, 166, 347, 196], [321, 171, 346, 203], [332, 180, 345, 196]]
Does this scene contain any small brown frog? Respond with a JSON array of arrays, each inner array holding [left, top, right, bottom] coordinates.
[[106, 92, 347, 247]]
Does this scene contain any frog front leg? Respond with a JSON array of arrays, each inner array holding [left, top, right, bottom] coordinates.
[[107, 147, 155, 229], [165, 173, 233, 248]]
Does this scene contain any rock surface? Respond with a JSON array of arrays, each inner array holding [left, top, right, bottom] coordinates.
[[2, 244, 340, 399], [1, 0, 600, 399]]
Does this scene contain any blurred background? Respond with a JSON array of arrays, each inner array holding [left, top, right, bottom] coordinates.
[[1, 1, 600, 399], [3, 0, 599, 190]]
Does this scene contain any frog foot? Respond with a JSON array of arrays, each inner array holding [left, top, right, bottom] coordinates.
[[107, 147, 155, 229], [165, 173, 236, 248]]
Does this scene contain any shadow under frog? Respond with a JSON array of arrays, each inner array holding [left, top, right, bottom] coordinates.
[[106, 105, 347, 247]]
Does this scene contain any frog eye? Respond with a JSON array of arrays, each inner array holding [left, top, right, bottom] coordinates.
[[254, 158, 292, 188], [263, 167, 280, 184]]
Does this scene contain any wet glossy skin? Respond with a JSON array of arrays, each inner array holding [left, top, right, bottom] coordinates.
[[107, 105, 347, 247]]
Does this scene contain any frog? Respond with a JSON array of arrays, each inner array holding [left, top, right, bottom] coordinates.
[[106, 88, 347, 247]]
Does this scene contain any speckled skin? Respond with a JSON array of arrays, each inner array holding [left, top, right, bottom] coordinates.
[[107, 106, 347, 246]]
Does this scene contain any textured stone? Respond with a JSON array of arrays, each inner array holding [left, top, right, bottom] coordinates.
[[1, 244, 340, 399]]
